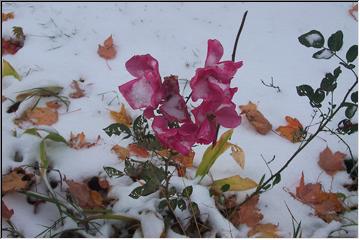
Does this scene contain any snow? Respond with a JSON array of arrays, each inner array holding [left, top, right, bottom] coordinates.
[[305, 32, 323, 45], [2, 2, 358, 238]]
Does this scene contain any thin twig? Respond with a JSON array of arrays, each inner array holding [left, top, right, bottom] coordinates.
[[260, 77, 281, 93]]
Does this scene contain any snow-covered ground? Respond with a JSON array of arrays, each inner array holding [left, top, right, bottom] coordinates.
[[2, 2, 358, 238]]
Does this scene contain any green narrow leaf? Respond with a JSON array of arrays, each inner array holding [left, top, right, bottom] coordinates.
[[103, 166, 124, 178], [312, 49, 334, 59], [103, 123, 132, 139], [23, 128, 42, 138], [327, 31, 343, 52], [39, 140, 48, 171], [2, 59, 21, 80], [195, 129, 233, 178], [298, 30, 324, 48], [182, 186, 193, 198], [346, 45, 358, 62], [351, 91, 358, 103], [272, 173, 281, 186], [44, 132, 67, 144]]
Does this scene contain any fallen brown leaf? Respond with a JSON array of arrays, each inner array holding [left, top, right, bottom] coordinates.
[[248, 223, 280, 238], [110, 104, 132, 126], [46, 100, 62, 109], [69, 80, 85, 99], [2, 12, 14, 21], [66, 180, 104, 209], [111, 144, 129, 160], [69, 132, 100, 149], [26, 107, 58, 126], [98, 35, 116, 60], [230, 195, 263, 227], [239, 102, 272, 135], [128, 143, 149, 158], [2, 168, 34, 194], [276, 116, 305, 143], [318, 147, 346, 176]]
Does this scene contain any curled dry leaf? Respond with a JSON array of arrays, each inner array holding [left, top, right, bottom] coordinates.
[[248, 223, 280, 238], [318, 147, 346, 176], [2, 12, 14, 21], [110, 104, 132, 126], [158, 149, 195, 168], [2, 168, 34, 194], [230, 144, 245, 169], [295, 172, 345, 223], [2, 200, 14, 220], [239, 101, 272, 135], [98, 35, 116, 60], [26, 107, 58, 126], [66, 180, 104, 209], [69, 80, 85, 99], [128, 143, 149, 158], [69, 132, 100, 149], [230, 195, 263, 227], [46, 100, 62, 109], [111, 144, 129, 160], [276, 116, 305, 143]]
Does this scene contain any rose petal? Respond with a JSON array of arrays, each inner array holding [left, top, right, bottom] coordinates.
[[160, 94, 190, 122], [125, 54, 160, 78], [205, 39, 224, 67]]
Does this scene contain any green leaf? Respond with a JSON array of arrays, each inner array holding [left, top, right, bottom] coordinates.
[[12, 26, 25, 41], [346, 45, 358, 62], [221, 184, 230, 192], [39, 140, 48, 171], [129, 186, 143, 199], [272, 173, 281, 186], [345, 104, 357, 119], [211, 175, 257, 193], [262, 184, 271, 191], [23, 128, 42, 138], [182, 186, 193, 198], [44, 132, 67, 144], [351, 91, 358, 103], [2, 59, 21, 80], [296, 85, 314, 97], [158, 199, 167, 210], [169, 198, 177, 210], [312, 49, 334, 59], [195, 129, 233, 178], [310, 89, 325, 107], [327, 31, 343, 52], [103, 123, 132, 139], [103, 166, 124, 178], [177, 199, 187, 211], [133, 115, 161, 151], [188, 202, 200, 216], [333, 66, 342, 78], [298, 30, 324, 48]]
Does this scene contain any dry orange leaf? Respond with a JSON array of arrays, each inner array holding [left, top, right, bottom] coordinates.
[[69, 80, 85, 99], [111, 144, 129, 160], [276, 116, 305, 143], [128, 143, 149, 158], [318, 147, 346, 176], [98, 35, 116, 60], [66, 180, 104, 209], [248, 223, 280, 238], [157, 149, 194, 168], [230, 195, 263, 227], [2, 168, 34, 194], [239, 102, 272, 135], [26, 107, 58, 126], [46, 100, 62, 109], [99, 179, 110, 190], [2, 200, 14, 220], [110, 104, 132, 126], [295, 172, 345, 222], [2, 12, 14, 21], [69, 132, 100, 149]]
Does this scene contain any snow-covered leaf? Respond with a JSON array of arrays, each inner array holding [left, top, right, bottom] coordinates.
[[312, 48, 334, 59], [298, 30, 324, 48]]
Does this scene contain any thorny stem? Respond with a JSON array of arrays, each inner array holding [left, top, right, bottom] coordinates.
[[234, 54, 358, 212], [212, 10, 248, 148]]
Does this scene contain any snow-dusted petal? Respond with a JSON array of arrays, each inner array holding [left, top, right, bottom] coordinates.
[[160, 94, 190, 122], [125, 54, 160, 78], [205, 39, 224, 67], [118, 77, 154, 109], [215, 105, 241, 128]]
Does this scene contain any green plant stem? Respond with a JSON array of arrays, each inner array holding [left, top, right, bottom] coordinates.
[[234, 57, 358, 211]]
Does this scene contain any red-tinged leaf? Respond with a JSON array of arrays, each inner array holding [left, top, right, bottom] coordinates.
[[230, 195, 263, 227], [69, 132, 100, 149], [318, 147, 346, 176], [2, 37, 24, 55], [69, 80, 85, 99], [276, 116, 305, 143], [128, 143, 149, 158], [2, 200, 14, 220]]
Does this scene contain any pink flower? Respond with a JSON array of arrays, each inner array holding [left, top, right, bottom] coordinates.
[[190, 39, 243, 102], [192, 99, 241, 144], [119, 54, 163, 110], [152, 116, 198, 155]]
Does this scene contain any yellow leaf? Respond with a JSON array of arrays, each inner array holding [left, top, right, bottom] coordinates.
[[195, 129, 233, 178], [110, 104, 132, 126], [211, 175, 257, 193], [248, 223, 280, 238], [230, 144, 245, 169], [2, 59, 21, 80]]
